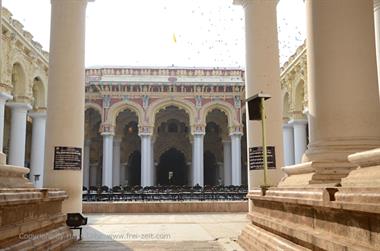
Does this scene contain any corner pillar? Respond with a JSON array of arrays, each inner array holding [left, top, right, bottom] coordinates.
[[112, 137, 121, 187], [43, 0, 91, 213], [29, 110, 47, 188], [7, 102, 32, 167], [235, 0, 284, 187], [223, 139, 232, 186], [192, 129, 205, 186]]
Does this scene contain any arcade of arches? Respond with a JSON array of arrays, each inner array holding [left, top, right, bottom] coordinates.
[[84, 67, 248, 187]]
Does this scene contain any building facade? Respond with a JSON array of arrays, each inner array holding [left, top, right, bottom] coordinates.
[[0, 7, 310, 191], [84, 67, 248, 188], [0, 7, 48, 188]]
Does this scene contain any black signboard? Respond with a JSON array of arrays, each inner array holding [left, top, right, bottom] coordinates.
[[249, 146, 276, 170], [54, 146, 82, 170]]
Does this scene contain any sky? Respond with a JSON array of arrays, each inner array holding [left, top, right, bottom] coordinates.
[[2, 0, 306, 68]]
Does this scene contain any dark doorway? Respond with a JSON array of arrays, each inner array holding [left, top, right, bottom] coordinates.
[[127, 151, 141, 186], [204, 151, 219, 186], [157, 148, 188, 185]]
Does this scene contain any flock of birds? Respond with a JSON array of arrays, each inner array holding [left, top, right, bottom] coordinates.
[[146, 0, 306, 68]]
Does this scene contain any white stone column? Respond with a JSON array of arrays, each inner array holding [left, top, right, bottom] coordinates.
[[290, 119, 308, 164], [102, 133, 113, 188], [192, 132, 204, 186], [231, 133, 242, 186], [283, 0, 380, 186], [7, 102, 32, 167], [29, 111, 47, 188], [0, 93, 12, 154], [83, 139, 90, 188], [223, 139, 232, 186], [374, 0, 380, 95], [282, 123, 295, 166], [151, 139, 155, 185], [140, 133, 152, 187], [43, 0, 91, 213], [235, 0, 284, 187], [112, 137, 121, 187]]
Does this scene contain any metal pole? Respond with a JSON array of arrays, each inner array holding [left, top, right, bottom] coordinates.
[[261, 97, 268, 186]]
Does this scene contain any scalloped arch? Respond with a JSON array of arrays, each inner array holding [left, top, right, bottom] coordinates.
[[147, 98, 197, 126], [106, 100, 144, 126]]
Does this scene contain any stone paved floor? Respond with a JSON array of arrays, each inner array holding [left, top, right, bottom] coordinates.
[[66, 213, 248, 251]]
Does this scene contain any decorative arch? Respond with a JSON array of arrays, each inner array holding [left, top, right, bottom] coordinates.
[[106, 100, 144, 126], [147, 98, 196, 126], [85, 103, 103, 119], [200, 100, 238, 128], [294, 79, 305, 113], [11, 62, 28, 98], [155, 143, 190, 162], [32, 69, 48, 103], [283, 92, 290, 119], [32, 77, 46, 109]]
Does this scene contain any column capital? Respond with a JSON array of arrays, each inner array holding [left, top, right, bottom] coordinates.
[[229, 125, 243, 135], [222, 139, 232, 144], [101, 131, 114, 136], [282, 123, 294, 129], [229, 131, 243, 137], [138, 125, 153, 136], [29, 110, 47, 119], [6, 102, 32, 111], [375, 0, 380, 11], [288, 119, 308, 126], [233, 0, 278, 8], [0, 92, 12, 103], [191, 125, 205, 135], [100, 122, 115, 135]]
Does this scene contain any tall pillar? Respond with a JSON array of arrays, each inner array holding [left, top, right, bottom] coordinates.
[[0, 93, 12, 154], [374, 0, 380, 94], [112, 137, 121, 187], [289, 119, 307, 164], [223, 139, 232, 186], [234, 0, 284, 187], [281, 0, 380, 187], [140, 133, 152, 187], [102, 133, 113, 188], [7, 102, 32, 167], [151, 139, 155, 185], [29, 111, 47, 188], [231, 133, 242, 186], [43, 0, 90, 213], [192, 131, 204, 186], [83, 139, 90, 188], [282, 123, 295, 166]]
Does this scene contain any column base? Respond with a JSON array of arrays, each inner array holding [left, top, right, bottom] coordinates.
[[279, 160, 357, 187], [238, 187, 380, 251], [0, 164, 33, 188], [341, 148, 380, 187]]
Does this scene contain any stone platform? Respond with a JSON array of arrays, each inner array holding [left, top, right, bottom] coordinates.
[[238, 187, 380, 251], [0, 188, 74, 250], [83, 201, 248, 214]]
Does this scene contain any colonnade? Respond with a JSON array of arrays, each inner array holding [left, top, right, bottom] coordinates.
[[83, 125, 243, 188], [282, 119, 308, 166], [0, 96, 46, 188]]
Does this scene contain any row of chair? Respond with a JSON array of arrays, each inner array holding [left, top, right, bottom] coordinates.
[[82, 185, 248, 201]]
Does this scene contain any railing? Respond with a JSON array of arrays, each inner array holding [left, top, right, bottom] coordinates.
[[82, 185, 248, 202]]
